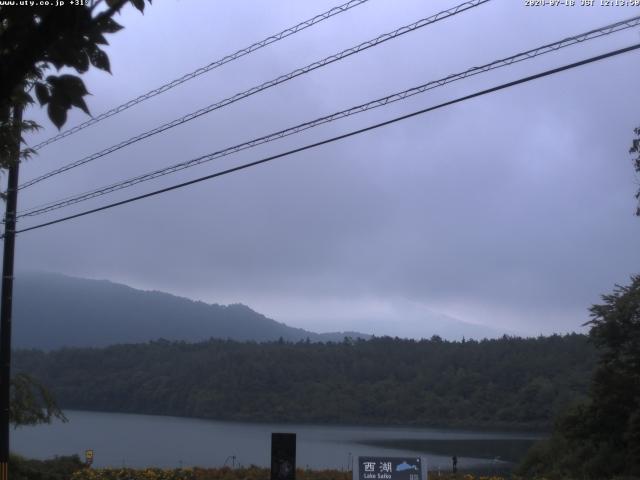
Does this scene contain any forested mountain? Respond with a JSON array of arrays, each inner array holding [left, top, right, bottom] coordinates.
[[12, 272, 368, 349], [15, 334, 596, 430]]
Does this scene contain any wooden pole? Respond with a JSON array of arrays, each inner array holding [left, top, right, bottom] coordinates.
[[0, 102, 23, 480]]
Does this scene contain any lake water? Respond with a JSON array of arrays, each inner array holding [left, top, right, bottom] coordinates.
[[12, 410, 541, 471]]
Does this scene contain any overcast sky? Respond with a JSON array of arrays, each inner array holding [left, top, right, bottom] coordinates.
[[14, 0, 640, 339]]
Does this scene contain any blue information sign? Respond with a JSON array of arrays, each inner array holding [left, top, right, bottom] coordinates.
[[358, 456, 423, 480]]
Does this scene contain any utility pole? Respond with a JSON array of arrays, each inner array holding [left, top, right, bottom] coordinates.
[[0, 102, 23, 480]]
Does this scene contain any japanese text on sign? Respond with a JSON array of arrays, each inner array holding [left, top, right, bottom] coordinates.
[[358, 457, 423, 480]]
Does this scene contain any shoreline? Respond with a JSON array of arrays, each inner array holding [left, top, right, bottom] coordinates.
[[54, 408, 548, 438]]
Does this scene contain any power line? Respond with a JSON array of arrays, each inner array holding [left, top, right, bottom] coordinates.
[[30, 0, 373, 151], [17, 14, 640, 219], [19, 0, 490, 190], [12, 42, 640, 237]]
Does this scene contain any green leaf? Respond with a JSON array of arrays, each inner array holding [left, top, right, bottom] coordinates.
[[45, 75, 91, 124], [47, 102, 67, 130], [72, 51, 90, 74], [20, 120, 42, 133], [130, 0, 145, 12], [20, 148, 37, 161], [90, 32, 109, 46], [70, 95, 90, 116], [55, 74, 89, 97], [10, 89, 33, 107], [34, 82, 50, 105], [97, 17, 123, 34], [45, 75, 60, 88], [89, 47, 110, 73]]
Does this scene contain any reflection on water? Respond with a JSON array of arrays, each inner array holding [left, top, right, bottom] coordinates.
[[12, 410, 542, 470], [358, 439, 537, 463]]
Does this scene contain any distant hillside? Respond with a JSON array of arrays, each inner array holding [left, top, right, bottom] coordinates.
[[12, 272, 368, 349], [14, 334, 596, 430]]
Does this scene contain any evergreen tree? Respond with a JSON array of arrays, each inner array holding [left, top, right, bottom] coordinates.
[[519, 276, 640, 478]]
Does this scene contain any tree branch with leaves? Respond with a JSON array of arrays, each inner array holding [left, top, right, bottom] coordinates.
[[630, 127, 640, 216], [0, 0, 151, 427], [0, 0, 151, 167], [10, 373, 66, 427]]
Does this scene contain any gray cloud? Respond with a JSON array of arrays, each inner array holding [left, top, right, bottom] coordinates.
[[14, 0, 640, 338]]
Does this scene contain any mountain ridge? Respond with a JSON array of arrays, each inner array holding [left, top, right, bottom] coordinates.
[[12, 271, 369, 349]]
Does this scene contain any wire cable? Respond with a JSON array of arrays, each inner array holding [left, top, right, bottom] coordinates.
[[30, 0, 374, 151], [11, 42, 640, 237], [17, 14, 640, 219], [19, 0, 490, 190]]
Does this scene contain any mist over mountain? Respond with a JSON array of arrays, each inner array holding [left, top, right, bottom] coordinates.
[[12, 272, 369, 349]]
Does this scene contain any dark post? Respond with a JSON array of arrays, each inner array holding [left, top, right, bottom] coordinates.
[[0, 103, 23, 480], [271, 433, 296, 480]]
